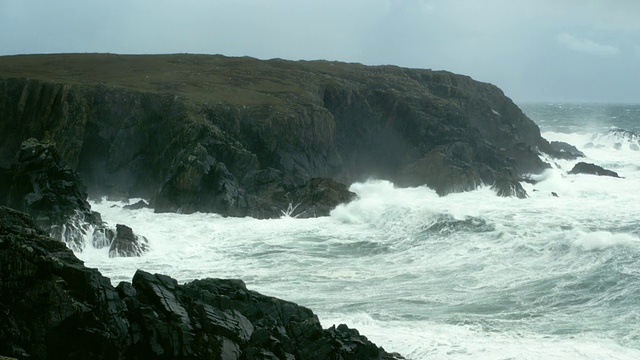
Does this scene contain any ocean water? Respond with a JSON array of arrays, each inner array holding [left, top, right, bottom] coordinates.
[[76, 103, 640, 359]]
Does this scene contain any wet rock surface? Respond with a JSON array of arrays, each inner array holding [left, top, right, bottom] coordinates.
[[548, 141, 585, 159], [2, 138, 102, 250], [0, 54, 580, 215], [0, 139, 148, 256], [568, 162, 620, 178], [0, 206, 402, 359], [109, 224, 149, 257]]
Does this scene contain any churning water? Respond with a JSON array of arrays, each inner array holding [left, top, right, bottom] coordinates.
[[77, 103, 640, 359]]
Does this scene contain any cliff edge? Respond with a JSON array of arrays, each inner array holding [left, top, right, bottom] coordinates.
[[0, 54, 562, 217]]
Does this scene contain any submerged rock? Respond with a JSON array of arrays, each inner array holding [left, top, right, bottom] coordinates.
[[0, 206, 401, 359], [568, 162, 620, 178]]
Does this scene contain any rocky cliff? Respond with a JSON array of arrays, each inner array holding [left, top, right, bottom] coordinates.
[[0, 54, 566, 217], [0, 206, 401, 359]]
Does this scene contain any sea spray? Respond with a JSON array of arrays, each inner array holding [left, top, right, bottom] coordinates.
[[75, 103, 640, 359]]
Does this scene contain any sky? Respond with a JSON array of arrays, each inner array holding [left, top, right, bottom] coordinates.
[[1, 0, 639, 103]]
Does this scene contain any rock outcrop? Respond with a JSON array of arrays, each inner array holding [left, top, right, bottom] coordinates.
[[548, 141, 585, 159], [1, 138, 148, 255], [0, 206, 401, 359], [0, 54, 575, 215], [568, 162, 620, 178], [109, 224, 149, 257], [2, 138, 102, 251]]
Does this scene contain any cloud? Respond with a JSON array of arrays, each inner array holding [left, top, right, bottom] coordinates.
[[556, 32, 620, 57]]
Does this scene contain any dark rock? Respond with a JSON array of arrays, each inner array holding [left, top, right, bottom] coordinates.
[[241, 169, 356, 218], [398, 142, 527, 198], [3, 138, 102, 251], [122, 199, 150, 210], [1, 139, 149, 256], [551, 192, 559, 197], [109, 224, 149, 257], [568, 162, 620, 178], [0, 206, 131, 359], [270, 177, 355, 218], [154, 143, 257, 216], [0, 206, 402, 359], [548, 141, 585, 159], [0, 54, 566, 214]]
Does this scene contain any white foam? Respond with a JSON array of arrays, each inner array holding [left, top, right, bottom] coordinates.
[[72, 127, 640, 359], [320, 312, 640, 360], [574, 231, 638, 251]]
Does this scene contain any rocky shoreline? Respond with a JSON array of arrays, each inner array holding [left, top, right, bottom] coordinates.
[[0, 53, 596, 359], [0, 205, 402, 359]]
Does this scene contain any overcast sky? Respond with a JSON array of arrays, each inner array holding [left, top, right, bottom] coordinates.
[[1, 0, 639, 103]]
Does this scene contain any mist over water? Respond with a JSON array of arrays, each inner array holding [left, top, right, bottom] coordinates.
[[77, 103, 640, 359]]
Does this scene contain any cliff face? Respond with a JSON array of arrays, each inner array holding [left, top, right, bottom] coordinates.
[[0, 54, 557, 216]]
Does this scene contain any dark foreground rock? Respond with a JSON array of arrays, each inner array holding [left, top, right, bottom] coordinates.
[[0, 206, 401, 359], [568, 162, 620, 178], [0, 54, 583, 215], [1, 138, 148, 256]]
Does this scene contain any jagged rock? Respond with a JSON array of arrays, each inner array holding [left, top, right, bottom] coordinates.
[[398, 142, 527, 198], [154, 143, 258, 216], [109, 224, 149, 257], [0, 206, 402, 359], [548, 141, 585, 159], [122, 199, 150, 210], [0, 206, 131, 359], [568, 162, 620, 178], [282, 177, 357, 218], [3, 138, 102, 251], [1, 139, 149, 256]]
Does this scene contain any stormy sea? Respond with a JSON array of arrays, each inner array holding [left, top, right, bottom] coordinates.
[[77, 103, 640, 359]]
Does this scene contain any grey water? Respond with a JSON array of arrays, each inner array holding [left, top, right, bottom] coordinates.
[[78, 103, 640, 359]]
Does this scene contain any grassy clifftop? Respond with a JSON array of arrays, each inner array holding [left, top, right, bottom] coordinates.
[[0, 53, 483, 106], [0, 53, 551, 212]]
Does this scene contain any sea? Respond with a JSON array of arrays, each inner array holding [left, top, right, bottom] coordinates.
[[76, 103, 640, 360]]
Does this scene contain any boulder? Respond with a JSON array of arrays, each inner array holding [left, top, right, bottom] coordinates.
[[548, 141, 585, 159], [0, 206, 402, 359], [282, 177, 357, 218], [122, 199, 150, 210], [568, 162, 620, 178], [109, 224, 149, 257]]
